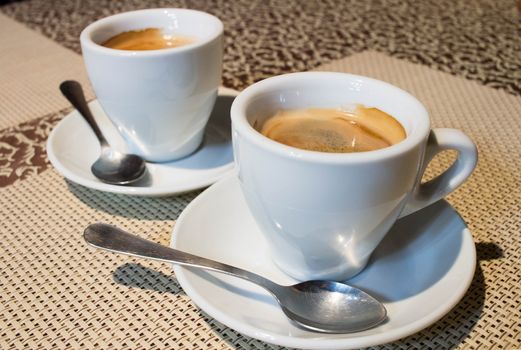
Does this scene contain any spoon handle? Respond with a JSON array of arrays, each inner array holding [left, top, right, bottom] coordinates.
[[59, 80, 109, 147], [84, 223, 281, 293]]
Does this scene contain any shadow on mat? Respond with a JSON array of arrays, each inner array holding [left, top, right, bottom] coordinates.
[[67, 179, 200, 220], [113, 262, 186, 295]]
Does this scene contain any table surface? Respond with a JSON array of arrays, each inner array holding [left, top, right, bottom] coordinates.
[[0, 1, 520, 349]]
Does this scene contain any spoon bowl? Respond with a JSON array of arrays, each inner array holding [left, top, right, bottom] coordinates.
[[92, 148, 146, 185], [84, 222, 387, 333], [60, 80, 146, 185], [278, 281, 386, 333]]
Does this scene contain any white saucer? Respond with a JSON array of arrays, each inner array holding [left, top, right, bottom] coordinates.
[[47, 87, 237, 196], [171, 175, 476, 349]]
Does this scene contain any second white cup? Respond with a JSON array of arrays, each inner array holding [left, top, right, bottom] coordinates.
[[81, 9, 223, 162]]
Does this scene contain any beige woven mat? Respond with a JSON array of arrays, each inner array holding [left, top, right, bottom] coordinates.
[[1, 49, 520, 349], [0, 13, 93, 129]]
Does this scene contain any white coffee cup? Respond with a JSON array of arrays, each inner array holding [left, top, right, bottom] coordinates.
[[231, 72, 477, 281], [81, 9, 223, 162]]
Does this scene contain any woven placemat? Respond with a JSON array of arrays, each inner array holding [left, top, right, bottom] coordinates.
[[1, 50, 520, 349], [2, 0, 520, 97], [0, 13, 93, 129]]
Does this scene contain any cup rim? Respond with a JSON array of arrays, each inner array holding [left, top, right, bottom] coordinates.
[[231, 72, 431, 164], [80, 8, 223, 57]]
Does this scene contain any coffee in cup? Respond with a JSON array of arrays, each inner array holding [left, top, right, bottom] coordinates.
[[260, 105, 406, 153], [102, 28, 194, 51]]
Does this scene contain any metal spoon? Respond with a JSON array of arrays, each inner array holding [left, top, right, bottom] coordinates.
[[59, 80, 146, 185], [84, 223, 387, 333]]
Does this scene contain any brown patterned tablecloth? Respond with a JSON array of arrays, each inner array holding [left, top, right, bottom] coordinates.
[[0, 1, 520, 349]]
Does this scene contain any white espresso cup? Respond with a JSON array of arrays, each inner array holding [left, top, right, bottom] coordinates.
[[81, 9, 223, 162], [231, 72, 478, 281]]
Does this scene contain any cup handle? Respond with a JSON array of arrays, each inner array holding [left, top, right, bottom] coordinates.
[[399, 128, 478, 217]]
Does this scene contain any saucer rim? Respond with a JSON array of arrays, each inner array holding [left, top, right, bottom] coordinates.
[[171, 175, 476, 349], [47, 87, 238, 196]]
